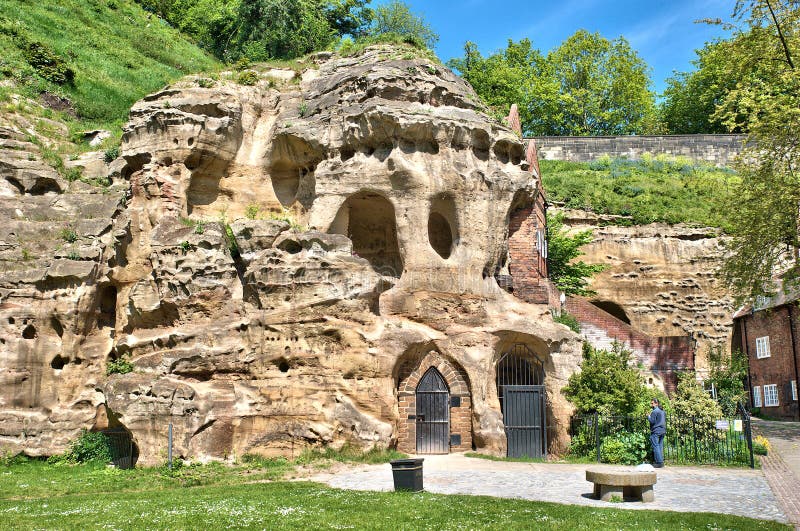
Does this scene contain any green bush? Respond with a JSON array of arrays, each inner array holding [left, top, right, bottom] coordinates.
[[107, 355, 133, 375], [553, 312, 580, 333], [15, 36, 75, 85], [600, 432, 647, 465], [49, 430, 113, 464], [753, 442, 768, 456], [237, 70, 259, 86], [103, 145, 120, 163], [60, 227, 78, 243]]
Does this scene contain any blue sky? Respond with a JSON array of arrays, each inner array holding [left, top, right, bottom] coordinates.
[[376, 0, 733, 94]]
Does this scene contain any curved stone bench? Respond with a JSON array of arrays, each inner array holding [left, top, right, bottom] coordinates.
[[586, 467, 657, 502]]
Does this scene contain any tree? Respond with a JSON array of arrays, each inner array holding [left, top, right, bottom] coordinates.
[[546, 212, 606, 296], [660, 41, 737, 134], [712, 0, 800, 301], [448, 31, 656, 136], [234, 0, 336, 60], [563, 342, 646, 416], [707, 345, 748, 416], [323, 0, 373, 37], [368, 0, 438, 49], [672, 372, 724, 422]]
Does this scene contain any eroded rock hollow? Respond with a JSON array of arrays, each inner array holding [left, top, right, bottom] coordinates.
[[0, 47, 582, 465]]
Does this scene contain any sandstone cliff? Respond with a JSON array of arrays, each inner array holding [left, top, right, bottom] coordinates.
[[559, 208, 733, 371], [0, 46, 582, 464]]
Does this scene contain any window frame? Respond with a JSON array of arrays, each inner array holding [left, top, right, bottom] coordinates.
[[793, 380, 798, 402], [764, 384, 779, 407], [753, 385, 762, 407], [755, 336, 771, 359]]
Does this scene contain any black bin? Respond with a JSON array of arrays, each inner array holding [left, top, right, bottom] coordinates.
[[390, 458, 424, 492]]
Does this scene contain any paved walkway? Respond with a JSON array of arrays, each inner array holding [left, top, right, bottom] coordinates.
[[755, 419, 800, 527], [310, 454, 787, 524]]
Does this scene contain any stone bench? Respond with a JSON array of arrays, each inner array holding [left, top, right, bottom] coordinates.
[[586, 467, 657, 502]]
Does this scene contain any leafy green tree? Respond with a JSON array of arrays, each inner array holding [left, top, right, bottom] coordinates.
[[323, 0, 373, 37], [660, 41, 737, 134], [546, 212, 606, 296], [712, 0, 800, 301], [563, 342, 646, 416], [672, 372, 724, 422], [707, 346, 748, 416], [368, 0, 438, 49], [449, 31, 656, 136]]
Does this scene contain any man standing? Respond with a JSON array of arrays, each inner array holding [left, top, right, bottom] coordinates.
[[648, 398, 666, 468]]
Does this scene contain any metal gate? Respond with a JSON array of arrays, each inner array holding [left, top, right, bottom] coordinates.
[[497, 344, 546, 458], [416, 367, 450, 454]]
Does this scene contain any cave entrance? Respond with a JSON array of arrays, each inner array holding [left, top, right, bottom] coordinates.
[[98, 285, 117, 329], [329, 191, 403, 277], [590, 300, 631, 324]]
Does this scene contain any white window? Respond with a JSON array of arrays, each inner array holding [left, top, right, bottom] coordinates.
[[756, 336, 771, 359], [764, 384, 779, 407], [753, 386, 762, 407], [793, 380, 798, 401]]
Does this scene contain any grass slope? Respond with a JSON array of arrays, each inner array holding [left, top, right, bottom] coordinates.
[[0, 0, 220, 132], [540, 155, 737, 229], [0, 459, 787, 529]]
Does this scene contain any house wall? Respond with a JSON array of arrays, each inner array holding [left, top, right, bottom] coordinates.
[[739, 306, 800, 420]]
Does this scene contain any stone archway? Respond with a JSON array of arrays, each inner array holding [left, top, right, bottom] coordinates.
[[396, 350, 472, 454], [329, 191, 403, 277]]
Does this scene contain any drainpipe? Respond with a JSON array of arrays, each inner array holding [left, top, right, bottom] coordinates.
[[788, 304, 800, 421], [741, 317, 754, 408]]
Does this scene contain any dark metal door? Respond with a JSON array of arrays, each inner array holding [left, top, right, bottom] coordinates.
[[416, 368, 450, 454], [503, 385, 546, 458]]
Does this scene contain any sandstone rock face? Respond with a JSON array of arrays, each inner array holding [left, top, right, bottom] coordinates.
[[559, 208, 733, 370], [0, 47, 582, 464]]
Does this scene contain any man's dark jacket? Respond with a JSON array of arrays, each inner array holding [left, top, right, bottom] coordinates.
[[648, 407, 666, 435]]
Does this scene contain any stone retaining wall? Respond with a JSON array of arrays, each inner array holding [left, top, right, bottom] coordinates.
[[530, 134, 746, 166]]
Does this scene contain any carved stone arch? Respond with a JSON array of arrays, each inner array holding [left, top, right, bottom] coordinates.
[[395, 347, 472, 453]]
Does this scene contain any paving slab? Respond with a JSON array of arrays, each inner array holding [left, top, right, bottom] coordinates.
[[310, 454, 787, 524]]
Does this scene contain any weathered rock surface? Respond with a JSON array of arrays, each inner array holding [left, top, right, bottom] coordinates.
[[0, 47, 583, 464], [559, 208, 733, 370]]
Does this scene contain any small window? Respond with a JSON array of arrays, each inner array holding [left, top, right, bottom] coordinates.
[[753, 385, 762, 407], [764, 384, 779, 407], [792, 380, 798, 402], [755, 336, 771, 359]]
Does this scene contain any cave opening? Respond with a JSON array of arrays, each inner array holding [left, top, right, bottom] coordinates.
[[98, 285, 118, 329], [428, 195, 459, 259], [590, 300, 631, 324], [329, 191, 403, 278]]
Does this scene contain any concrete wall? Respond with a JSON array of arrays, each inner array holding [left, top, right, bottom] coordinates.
[[530, 135, 746, 167]]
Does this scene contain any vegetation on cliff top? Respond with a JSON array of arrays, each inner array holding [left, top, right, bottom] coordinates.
[[0, 0, 220, 131], [540, 155, 736, 229]]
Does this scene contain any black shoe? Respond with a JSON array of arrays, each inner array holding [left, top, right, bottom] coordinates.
[[653, 463, 664, 468]]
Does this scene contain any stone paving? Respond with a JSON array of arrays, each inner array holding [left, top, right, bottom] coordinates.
[[310, 454, 787, 524], [756, 420, 800, 527]]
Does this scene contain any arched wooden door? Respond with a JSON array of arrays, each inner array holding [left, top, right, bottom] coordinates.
[[416, 367, 450, 454]]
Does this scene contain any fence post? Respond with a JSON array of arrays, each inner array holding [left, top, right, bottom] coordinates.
[[742, 405, 755, 469], [168, 423, 173, 469], [594, 411, 601, 463], [692, 417, 698, 462]]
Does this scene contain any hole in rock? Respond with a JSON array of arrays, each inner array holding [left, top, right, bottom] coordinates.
[[329, 191, 403, 277], [590, 300, 631, 325], [22, 324, 36, 339], [8, 317, 14, 324], [277, 239, 303, 254], [428, 195, 459, 259], [51, 317, 64, 338], [98, 285, 118, 329], [51, 355, 66, 370]]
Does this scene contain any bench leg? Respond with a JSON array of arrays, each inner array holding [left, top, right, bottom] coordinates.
[[640, 485, 655, 503], [593, 483, 601, 499], [599, 484, 623, 502]]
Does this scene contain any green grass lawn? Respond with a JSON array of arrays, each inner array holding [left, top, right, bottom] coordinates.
[[540, 155, 737, 229], [0, 457, 788, 529], [0, 0, 220, 133]]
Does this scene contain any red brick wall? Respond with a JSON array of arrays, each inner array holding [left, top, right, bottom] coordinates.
[[507, 191, 550, 304], [739, 306, 800, 420], [396, 351, 472, 453], [566, 296, 694, 393]]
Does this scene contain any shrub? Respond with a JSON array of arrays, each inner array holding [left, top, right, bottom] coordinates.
[[107, 355, 133, 375], [245, 204, 260, 220], [104, 145, 120, 163], [553, 312, 580, 333], [60, 227, 78, 243], [16, 36, 75, 85], [601, 432, 647, 465], [64, 167, 82, 182], [753, 435, 771, 456], [196, 77, 214, 88], [51, 430, 113, 464], [237, 70, 259, 86]]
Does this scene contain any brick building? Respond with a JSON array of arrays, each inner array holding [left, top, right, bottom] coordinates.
[[733, 292, 800, 420]]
